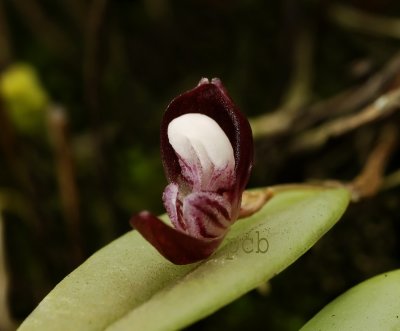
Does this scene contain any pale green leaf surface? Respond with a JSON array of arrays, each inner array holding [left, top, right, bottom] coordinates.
[[19, 187, 349, 331], [301, 269, 400, 331]]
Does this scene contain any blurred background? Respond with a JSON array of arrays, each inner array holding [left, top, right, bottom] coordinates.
[[0, 0, 400, 330]]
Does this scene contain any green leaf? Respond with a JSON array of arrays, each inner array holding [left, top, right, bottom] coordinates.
[[300, 269, 400, 331], [19, 186, 349, 331]]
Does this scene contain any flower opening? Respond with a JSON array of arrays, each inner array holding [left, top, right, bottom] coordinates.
[[131, 78, 253, 264]]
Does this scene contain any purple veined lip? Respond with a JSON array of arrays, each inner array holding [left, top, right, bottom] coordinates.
[[130, 78, 254, 264]]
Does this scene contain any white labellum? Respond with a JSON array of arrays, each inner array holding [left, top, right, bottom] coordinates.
[[168, 113, 235, 191]]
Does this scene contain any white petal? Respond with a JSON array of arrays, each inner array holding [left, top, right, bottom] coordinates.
[[167, 113, 235, 176]]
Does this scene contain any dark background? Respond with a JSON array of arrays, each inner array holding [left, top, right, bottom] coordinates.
[[0, 0, 399, 330]]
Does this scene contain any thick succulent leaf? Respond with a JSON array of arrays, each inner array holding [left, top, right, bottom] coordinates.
[[18, 187, 349, 331], [300, 269, 400, 331]]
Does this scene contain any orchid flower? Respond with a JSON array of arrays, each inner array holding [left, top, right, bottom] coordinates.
[[131, 78, 253, 264]]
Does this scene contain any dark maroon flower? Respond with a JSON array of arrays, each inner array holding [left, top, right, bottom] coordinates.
[[131, 78, 253, 264]]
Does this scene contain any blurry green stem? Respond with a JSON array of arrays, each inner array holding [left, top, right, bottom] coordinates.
[[298, 52, 400, 129], [349, 125, 398, 201], [290, 87, 400, 153], [281, 26, 313, 111], [250, 51, 400, 141], [0, 97, 53, 297], [382, 169, 400, 191], [61, 0, 87, 31], [330, 3, 400, 40], [47, 106, 83, 266], [84, 0, 119, 239], [251, 25, 314, 138], [0, 98, 46, 237]]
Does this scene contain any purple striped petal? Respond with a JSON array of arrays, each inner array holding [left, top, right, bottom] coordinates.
[[183, 192, 232, 238]]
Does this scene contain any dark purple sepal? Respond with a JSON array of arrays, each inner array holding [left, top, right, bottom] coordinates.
[[160, 78, 253, 195], [131, 211, 224, 265]]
